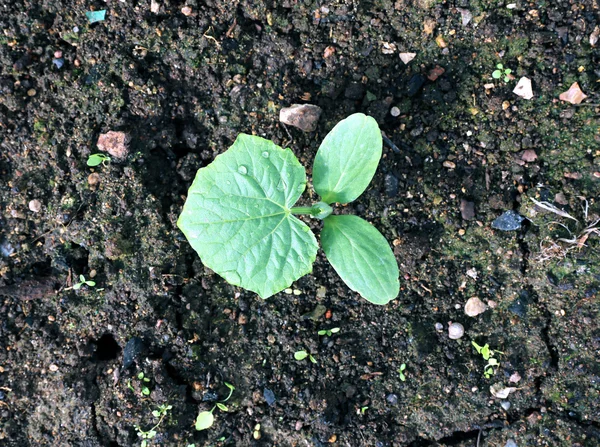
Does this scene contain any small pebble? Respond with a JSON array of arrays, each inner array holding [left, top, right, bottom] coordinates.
[[443, 160, 456, 169], [505, 440, 518, 447], [54, 50, 63, 58], [386, 394, 398, 405], [295, 421, 303, 431], [237, 313, 248, 325], [48, 315, 56, 322], [28, 199, 42, 213], [27, 89, 36, 97], [88, 173, 101, 187], [501, 401, 511, 411], [464, 297, 486, 317], [52, 58, 64, 69], [49, 364, 59, 372], [448, 322, 464, 339], [181, 6, 192, 15], [434, 322, 444, 332], [390, 106, 400, 117], [279, 104, 322, 132], [97, 131, 129, 159]]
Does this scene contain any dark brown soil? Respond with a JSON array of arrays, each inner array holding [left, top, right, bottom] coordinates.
[[1, 0, 599, 446]]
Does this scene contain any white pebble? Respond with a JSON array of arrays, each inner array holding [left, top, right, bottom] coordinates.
[[28, 199, 42, 213], [448, 322, 464, 339]]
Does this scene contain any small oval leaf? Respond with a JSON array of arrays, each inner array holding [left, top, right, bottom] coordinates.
[[195, 411, 214, 431], [313, 113, 382, 204], [177, 134, 318, 298], [321, 215, 399, 304], [294, 350, 309, 361]]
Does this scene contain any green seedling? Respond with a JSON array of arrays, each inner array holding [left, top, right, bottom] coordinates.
[[65, 274, 96, 290], [127, 372, 152, 396], [294, 350, 317, 364], [492, 63, 512, 82], [195, 382, 235, 431], [318, 327, 340, 337], [360, 406, 369, 415], [472, 341, 503, 378], [398, 363, 407, 382], [135, 403, 172, 447], [177, 114, 400, 305], [87, 153, 111, 167]]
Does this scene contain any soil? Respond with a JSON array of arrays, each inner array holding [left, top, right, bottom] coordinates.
[[1, 0, 599, 446]]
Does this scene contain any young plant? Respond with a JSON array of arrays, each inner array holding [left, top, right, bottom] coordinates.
[[195, 382, 235, 431], [87, 153, 111, 167], [177, 114, 400, 305], [65, 274, 96, 290], [492, 63, 512, 82], [127, 372, 152, 396], [318, 327, 340, 337], [398, 363, 407, 382], [135, 403, 172, 447], [472, 341, 503, 379], [294, 350, 317, 363]]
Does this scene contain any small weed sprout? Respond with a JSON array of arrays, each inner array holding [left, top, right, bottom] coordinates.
[[87, 153, 111, 167], [398, 363, 407, 382], [127, 372, 152, 396], [135, 403, 172, 447], [195, 382, 235, 431], [294, 350, 317, 363], [472, 341, 503, 378], [360, 406, 369, 415], [65, 274, 96, 291], [317, 327, 340, 337], [492, 64, 512, 82]]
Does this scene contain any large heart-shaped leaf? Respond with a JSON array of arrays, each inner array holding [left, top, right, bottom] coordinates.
[[313, 113, 382, 204], [321, 215, 399, 305], [177, 134, 318, 298]]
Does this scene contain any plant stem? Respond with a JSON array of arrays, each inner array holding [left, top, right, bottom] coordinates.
[[290, 201, 333, 220]]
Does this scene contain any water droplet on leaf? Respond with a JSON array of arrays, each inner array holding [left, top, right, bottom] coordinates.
[[261, 151, 269, 158], [237, 165, 248, 175]]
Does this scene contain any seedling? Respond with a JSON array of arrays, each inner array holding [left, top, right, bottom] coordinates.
[[360, 406, 369, 415], [492, 63, 512, 82], [177, 114, 400, 305], [87, 153, 111, 166], [317, 327, 340, 337], [195, 382, 235, 431], [65, 274, 96, 290], [294, 350, 317, 363], [127, 372, 152, 396], [472, 341, 503, 378], [135, 403, 172, 447], [398, 363, 407, 382]]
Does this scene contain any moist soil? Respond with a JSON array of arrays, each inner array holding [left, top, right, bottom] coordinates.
[[1, 1, 599, 446]]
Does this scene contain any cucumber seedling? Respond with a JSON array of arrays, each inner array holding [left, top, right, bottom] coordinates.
[[178, 114, 400, 305]]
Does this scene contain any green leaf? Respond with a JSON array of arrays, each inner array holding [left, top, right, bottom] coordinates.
[[492, 70, 502, 79], [313, 113, 382, 204], [321, 215, 399, 305], [496, 63, 503, 69], [195, 411, 215, 431], [152, 410, 160, 418], [216, 403, 228, 412], [87, 154, 109, 166], [294, 350, 309, 361], [141, 441, 147, 447], [330, 327, 340, 334], [318, 330, 327, 336], [177, 134, 318, 298]]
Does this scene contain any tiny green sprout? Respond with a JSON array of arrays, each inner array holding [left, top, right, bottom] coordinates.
[[67, 274, 96, 290], [317, 327, 340, 337], [360, 406, 369, 415], [492, 63, 512, 82], [129, 372, 152, 396], [472, 341, 503, 378], [294, 350, 317, 363], [398, 363, 407, 382], [136, 403, 172, 447], [195, 382, 236, 431], [87, 153, 111, 167]]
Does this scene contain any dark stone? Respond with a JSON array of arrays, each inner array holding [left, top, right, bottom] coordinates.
[[344, 82, 365, 100], [386, 394, 398, 405], [508, 290, 531, 317], [406, 74, 426, 97], [202, 391, 219, 402], [384, 173, 399, 197], [492, 210, 524, 231], [263, 387, 276, 406], [122, 337, 145, 368], [460, 199, 475, 220], [426, 130, 439, 142]]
